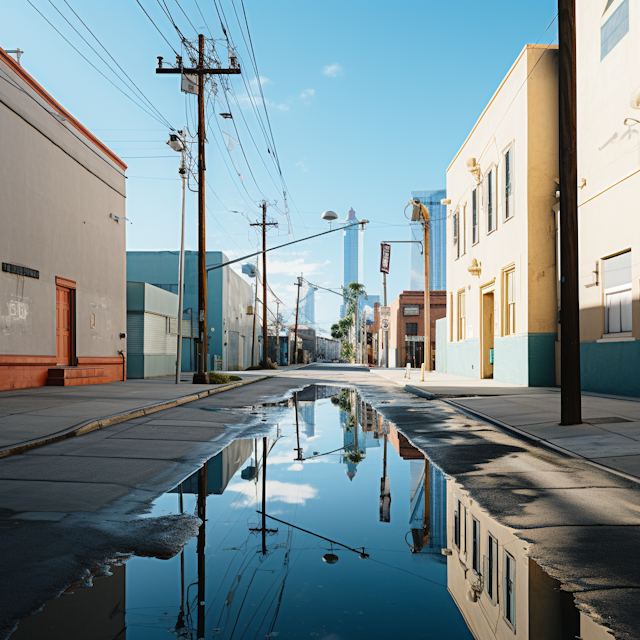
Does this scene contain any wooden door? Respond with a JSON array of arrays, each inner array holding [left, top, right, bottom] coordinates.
[[482, 291, 494, 379], [56, 285, 72, 365]]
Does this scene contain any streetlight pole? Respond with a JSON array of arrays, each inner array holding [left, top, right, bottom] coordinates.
[[167, 131, 187, 384]]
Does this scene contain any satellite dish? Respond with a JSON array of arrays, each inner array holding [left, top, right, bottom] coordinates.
[[322, 210, 338, 221]]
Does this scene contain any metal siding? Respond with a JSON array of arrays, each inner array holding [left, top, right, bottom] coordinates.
[[144, 312, 177, 355], [126, 313, 144, 354]]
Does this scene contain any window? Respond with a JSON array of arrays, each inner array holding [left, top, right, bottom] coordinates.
[[449, 293, 454, 342], [462, 504, 468, 556], [604, 251, 632, 334], [453, 208, 460, 259], [504, 145, 514, 220], [472, 188, 479, 244], [454, 499, 461, 548], [458, 290, 466, 341], [486, 168, 495, 232], [503, 268, 515, 336], [484, 534, 498, 603], [405, 322, 418, 336], [472, 518, 480, 573], [504, 551, 516, 627], [403, 305, 420, 316], [601, 0, 629, 59]]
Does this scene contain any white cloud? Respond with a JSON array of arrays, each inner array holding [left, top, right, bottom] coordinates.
[[300, 88, 315, 105], [296, 158, 309, 172], [227, 480, 318, 505], [323, 64, 343, 78], [267, 257, 331, 276], [236, 76, 288, 112]]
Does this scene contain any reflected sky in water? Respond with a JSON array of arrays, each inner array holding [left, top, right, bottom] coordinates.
[[125, 388, 474, 639]]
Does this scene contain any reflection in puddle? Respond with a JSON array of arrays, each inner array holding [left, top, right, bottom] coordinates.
[[12, 386, 614, 640]]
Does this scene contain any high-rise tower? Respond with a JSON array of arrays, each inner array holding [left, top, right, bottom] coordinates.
[[341, 207, 363, 317]]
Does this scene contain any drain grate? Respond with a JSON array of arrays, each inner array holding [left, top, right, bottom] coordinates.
[[584, 417, 633, 425]]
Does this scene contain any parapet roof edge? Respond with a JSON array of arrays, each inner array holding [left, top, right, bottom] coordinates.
[[0, 46, 127, 172], [446, 44, 559, 175]]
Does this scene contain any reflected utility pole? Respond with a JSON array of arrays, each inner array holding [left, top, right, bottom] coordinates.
[[293, 393, 303, 461], [197, 462, 208, 638], [262, 436, 267, 555], [380, 433, 390, 523]]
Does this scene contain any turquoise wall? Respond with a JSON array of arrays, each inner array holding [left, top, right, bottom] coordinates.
[[527, 333, 557, 386], [447, 339, 479, 377], [127, 251, 224, 371], [435, 317, 447, 373], [581, 340, 640, 397], [494, 335, 528, 385]]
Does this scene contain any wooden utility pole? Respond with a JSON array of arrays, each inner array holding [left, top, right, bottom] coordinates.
[[275, 301, 280, 366], [559, 0, 582, 425], [251, 202, 277, 366], [423, 206, 431, 372], [156, 36, 241, 383], [292, 276, 302, 364]]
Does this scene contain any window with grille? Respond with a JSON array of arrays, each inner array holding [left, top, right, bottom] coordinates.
[[484, 534, 498, 604], [503, 268, 515, 336], [504, 146, 514, 220], [458, 291, 466, 341], [472, 518, 480, 573], [604, 251, 632, 334], [504, 551, 516, 628], [453, 208, 460, 258], [486, 168, 495, 232], [472, 189, 477, 244], [405, 322, 418, 336]]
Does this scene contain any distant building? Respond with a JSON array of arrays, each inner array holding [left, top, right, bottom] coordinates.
[[127, 251, 254, 371], [0, 47, 127, 390], [299, 280, 316, 327], [410, 189, 447, 291], [341, 208, 363, 317], [386, 290, 446, 368]]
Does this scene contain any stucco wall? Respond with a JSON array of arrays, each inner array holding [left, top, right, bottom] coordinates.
[[435, 317, 447, 372], [445, 46, 558, 386], [0, 49, 126, 388]]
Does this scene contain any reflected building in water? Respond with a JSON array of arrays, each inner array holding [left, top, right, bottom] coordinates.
[[445, 478, 614, 640]]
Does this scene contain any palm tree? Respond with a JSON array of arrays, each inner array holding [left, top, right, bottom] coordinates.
[[343, 282, 367, 363]]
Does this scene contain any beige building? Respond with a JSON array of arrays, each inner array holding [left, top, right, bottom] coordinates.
[[446, 478, 614, 640], [443, 45, 559, 386], [576, 0, 640, 396], [0, 47, 127, 389]]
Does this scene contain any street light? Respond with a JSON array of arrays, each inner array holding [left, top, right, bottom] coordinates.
[[167, 130, 187, 384]]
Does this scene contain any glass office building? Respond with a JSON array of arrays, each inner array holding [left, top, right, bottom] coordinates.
[[410, 189, 447, 291]]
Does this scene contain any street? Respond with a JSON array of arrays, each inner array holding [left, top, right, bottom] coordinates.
[[0, 365, 638, 639]]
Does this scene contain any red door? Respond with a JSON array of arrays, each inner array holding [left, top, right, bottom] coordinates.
[[56, 285, 72, 365]]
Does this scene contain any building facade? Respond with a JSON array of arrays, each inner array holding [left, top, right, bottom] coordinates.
[[127, 251, 255, 371], [444, 45, 559, 386], [410, 189, 447, 291], [576, 0, 640, 396], [386, 290, 446, 368], [0, 47, 127, 390], [299, 279, 316, 327]]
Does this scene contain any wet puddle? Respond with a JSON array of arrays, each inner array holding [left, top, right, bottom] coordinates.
[[11, 386, 614, 639]]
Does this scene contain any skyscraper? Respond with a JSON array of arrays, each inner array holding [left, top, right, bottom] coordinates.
[[299, 279, 316, 327], [410, 189, 447, 291], [341, 208, 364, 317]]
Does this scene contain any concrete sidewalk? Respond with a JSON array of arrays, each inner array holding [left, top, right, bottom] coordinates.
[[372, 367, 640, 480], [0, 372, 272, 457]]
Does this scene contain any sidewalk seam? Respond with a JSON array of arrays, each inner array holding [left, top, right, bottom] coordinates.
[[0, 376, 270, 460]]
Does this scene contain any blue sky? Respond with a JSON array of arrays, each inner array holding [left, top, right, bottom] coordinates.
[[1, 0, 558, 332]]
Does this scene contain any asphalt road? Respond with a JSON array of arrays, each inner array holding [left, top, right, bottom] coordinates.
[[1, 364, 639, 639]]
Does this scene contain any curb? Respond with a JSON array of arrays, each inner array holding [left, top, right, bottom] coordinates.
[[0, 375, 270, 460], [404, 385, 436, 400]]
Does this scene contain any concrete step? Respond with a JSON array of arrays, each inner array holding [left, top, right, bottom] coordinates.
[[46, 367, 109, 386]]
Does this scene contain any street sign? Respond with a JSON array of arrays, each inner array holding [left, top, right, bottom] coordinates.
[[381, 319, 389, 330], [380, 306, 391, 319], [181, 74, 198, 94], [380, 243, 391, 274]]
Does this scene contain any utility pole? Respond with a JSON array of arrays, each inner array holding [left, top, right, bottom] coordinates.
[[251, 202, 277, 367], [423, 208, 431, 374], [156, 36, 241, 383], [559, 0, 581, 425], [292, 276, 302, 365], [275, 301, 280, 366]]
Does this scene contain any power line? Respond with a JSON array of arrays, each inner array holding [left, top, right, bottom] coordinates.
[[134, 0, 180, 55]]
